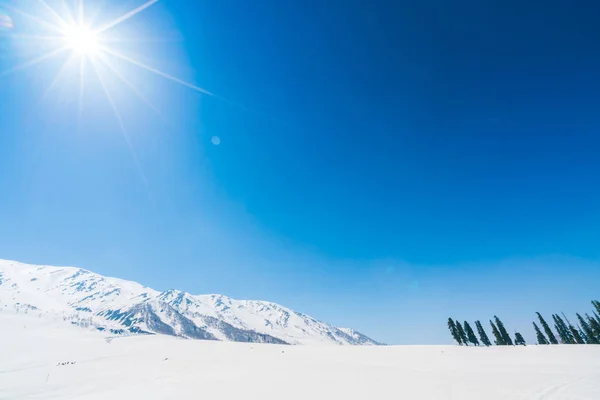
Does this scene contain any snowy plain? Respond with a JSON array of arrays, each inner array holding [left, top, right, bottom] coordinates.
[[1, 314, 600, 399]]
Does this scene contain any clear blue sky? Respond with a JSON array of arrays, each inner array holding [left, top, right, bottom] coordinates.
[[1, 0, 599, 344]]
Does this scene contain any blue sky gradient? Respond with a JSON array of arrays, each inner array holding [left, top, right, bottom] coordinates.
[[1, 0, 599, 344]]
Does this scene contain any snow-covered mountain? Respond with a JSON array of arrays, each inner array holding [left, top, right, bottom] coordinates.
[[0, 259, 382, 345]]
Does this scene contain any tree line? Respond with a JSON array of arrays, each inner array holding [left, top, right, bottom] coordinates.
[[448, 300, 600, 346]]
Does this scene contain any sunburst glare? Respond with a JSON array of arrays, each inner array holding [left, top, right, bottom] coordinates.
[[1, 0, 214, 118], [1, 0, 217, 189]]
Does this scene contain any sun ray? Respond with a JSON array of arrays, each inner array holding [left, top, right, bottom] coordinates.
[[0, 0, 284, 151], [91, 61, 150, 190], [60, 0, 77, 25], [101, 47, 217, 98], [101, 46, 294, 131], [97, 53, 163, 118], [95, 0, 160, 34], [81, 0, 105, 27], [4, 4, 63, 34], [77, 0, 84, 24], [0, 46, 69, 77], [38, 0, 70, 30]]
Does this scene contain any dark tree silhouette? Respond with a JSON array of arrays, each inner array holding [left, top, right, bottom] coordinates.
[[475, 320, 492, 346], [464, 321, 479, 346], [533, 322, 549, 345], [561, 313, 585, 344], [570, 325, 586, 344], [443, 299, 600, 348], [553, 314, 574, 344], [490, 320, 504, 345], [587, 314, 600, 341], [494, 316, 513, 346], [448, 318, 462, 345], [577, 314, 598, 344], [536, 312, 558, 344], [514, 332, 526, 346], [456, 321, 469, 345], [552, 315, 566, 343]]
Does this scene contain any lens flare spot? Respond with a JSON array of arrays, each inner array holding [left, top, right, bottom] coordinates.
[[0, 14, 13, 30], [211, 136, 221, 145]]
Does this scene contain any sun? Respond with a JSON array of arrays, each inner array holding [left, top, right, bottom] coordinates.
[[0, 0, 217, 174], [63, 25, 100, 57]]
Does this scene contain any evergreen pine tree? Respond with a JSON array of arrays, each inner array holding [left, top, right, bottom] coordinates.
[[553, 314, 574, 344], [455, 321, 469, 345], [490, 320, 504, 345], [533, 322, 549, 345], [561, 313, 584, 344], [494, 316, 513, 346], [448, 318, 462, 345], [464, 321, 479, 346], [586, 314, 600, 341], [475, 320, 492, 346], [577, 314, 598, 344], [570, 325, 585, 344], [536, 312, 558, 344], [514, 332, 526, 346], [552, 315, 566, 343]]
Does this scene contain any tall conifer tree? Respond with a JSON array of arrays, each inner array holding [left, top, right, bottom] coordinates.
[[552, 315, 566, 343], [448, 318, 462, 345], [553, 314, 574, 344], [587, 314, 600, 341], [494, 316, 513, 346], [533, 322, 549, 345], [561, 313, 584, 344], [475, 320, 492, 346], [536, 312, 558, 344], [577, 314, 598, 344], [570, 325, 585, 344], [464, 321, 479, 346], [456, 321, 469, 345], [490, 320, 504, 345]]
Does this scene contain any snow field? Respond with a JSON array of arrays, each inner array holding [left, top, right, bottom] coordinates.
[[2, 314, 600, 399]]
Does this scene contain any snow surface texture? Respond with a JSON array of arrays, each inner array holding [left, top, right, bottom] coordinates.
[[1, 315, 600, 400], [0, 259, 381, 345]]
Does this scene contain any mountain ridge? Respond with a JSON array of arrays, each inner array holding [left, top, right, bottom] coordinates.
[[0, 259, 382, 346]]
